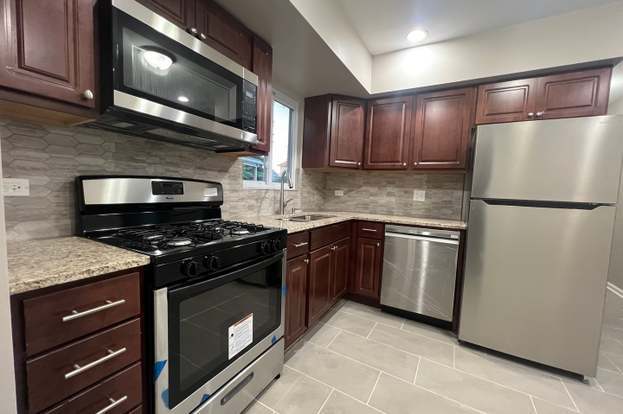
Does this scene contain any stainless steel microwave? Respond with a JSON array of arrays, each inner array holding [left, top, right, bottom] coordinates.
[[88, 0, 258, 152]]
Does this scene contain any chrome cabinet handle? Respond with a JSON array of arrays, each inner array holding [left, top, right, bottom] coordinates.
[[536, 111, 544, 117], [361, 228, 377, 232], [303, 258, 309, 264], [527, 112, 535, 117], [188, 27, 198, 35], [82, 89, 94, 100], [95, 395, 128, 414], [331, 246, 337, 250], [402, 162, 407, 166], [357, 162, 361, 166], [376, 242, 380, 247], [199, 33, 207, 41], [62, 299, 126, 322], [293, 242, 308, 248], [64, 347, 127, 379]]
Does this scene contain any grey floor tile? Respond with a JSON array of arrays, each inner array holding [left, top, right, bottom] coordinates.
[[596, 368, 623, 398], [599, 352, 622, 373], [304, 323, 342, 347], [454, 347, 575, 409], [401, 319, 458, 345], [605, 352, 623, 373], [532, 398, 577, 414], [368, 322, 454, 366], [564, 377, 623, 414], [243, 400, 274, 414], [272, 375, 332, 414], [369, 373, 478, 414], [328, 331, 420, 381], [319, 391, 380, 414], [286, 342, 380, 401], [415, 359, 535, 414], [322, 310, 377, 337], [340, 300, 404, 327], [600, 337, 623, 355], [602, 326, 623, 343], [257, 366, 301, 407]]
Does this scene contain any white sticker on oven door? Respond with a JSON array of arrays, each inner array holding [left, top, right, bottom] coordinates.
[[228, 314, 253, 359], [204, 188, 218, 197]]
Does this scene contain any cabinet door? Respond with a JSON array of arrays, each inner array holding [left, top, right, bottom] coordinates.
[[308, 246, 333, 325], [285, 256, 308, 348], [331, 238, 351, 302], [353, 237, 383, 300], [364, 96, 412, 169], [535, 67, 611, 120], [251, 36, 272, 154], [194, 0, 253, 69], [412, 88, 476, 170], [329, 98, 365, 168], [0, 0, 96, 108], [475, 78, 537, 124], [136, 0, 192, 28]]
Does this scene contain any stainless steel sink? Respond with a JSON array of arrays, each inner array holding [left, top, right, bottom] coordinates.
[[278, 214, 334, 222]]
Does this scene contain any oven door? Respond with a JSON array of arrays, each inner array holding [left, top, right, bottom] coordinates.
[[106, 0, 257, 144], [154, 253, 285, 414]]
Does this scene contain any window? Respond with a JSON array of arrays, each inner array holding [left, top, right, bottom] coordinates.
[[242, 90, 297, 189]]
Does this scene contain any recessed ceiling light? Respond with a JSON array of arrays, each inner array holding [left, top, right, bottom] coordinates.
[[407, 28, 428, 43], [177, 96, 190, 103]]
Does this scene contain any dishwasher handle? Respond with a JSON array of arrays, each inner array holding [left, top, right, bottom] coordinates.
[[385, 231, 459, 245]]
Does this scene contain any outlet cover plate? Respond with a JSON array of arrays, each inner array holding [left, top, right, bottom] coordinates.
[[413, 190, 426, 201], [3, 178, 30, 196], [334, 190, 344, 197]]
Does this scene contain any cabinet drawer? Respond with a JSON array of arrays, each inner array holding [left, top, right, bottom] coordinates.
[[287, 231, 310, 259], [356, 221, 384, 239], [27, 318, 142, 413], [310, 222, 351, 250], [45, 362, 143, 414], [23, 272, 141, 356]]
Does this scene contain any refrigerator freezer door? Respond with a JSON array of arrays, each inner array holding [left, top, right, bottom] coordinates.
[[459, 199, 615, 376], [472, 116, 623, 204]]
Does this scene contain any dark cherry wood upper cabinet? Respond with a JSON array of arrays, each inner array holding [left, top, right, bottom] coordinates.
[[364, 96, 413, 170], [307, 245, 333, 325], [351, 237, 383, 300], [412, 88, 476, 170], [285, 256, 308, 348], [0, 0, 96, 108], [535, 67, 611, 120], [475, 78, 537, 124], [331, 238, 350, 302], [136, 0, 192, 27], [302, 95, 365, 169], [251, 36, 272, 154]]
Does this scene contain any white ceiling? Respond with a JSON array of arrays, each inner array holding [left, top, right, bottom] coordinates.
[[338, 0, 618, 55]]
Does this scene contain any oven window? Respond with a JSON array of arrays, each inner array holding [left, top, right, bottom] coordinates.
[[167, 258, 282, 407], [113, 10, 243, 127]]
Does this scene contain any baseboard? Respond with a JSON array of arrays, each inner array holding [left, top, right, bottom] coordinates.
[[607, 282, 623, 299]]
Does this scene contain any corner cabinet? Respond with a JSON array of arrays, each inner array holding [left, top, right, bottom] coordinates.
[[0, 0, 96, 108]]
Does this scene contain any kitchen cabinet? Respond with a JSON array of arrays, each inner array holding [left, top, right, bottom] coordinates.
[[476, 67, 611, 124], [364, 96, 413, 170], [331, 237, 351, 301], [412, 88, 476, 170], [302, 95, 366, 169], [136, 0, 192, 27], [252, 36, 273, 154], [0, 0, 96, 108], [285, 256, 308, 348], [307, 245, 333, 325], [351, 237, 383, 301]]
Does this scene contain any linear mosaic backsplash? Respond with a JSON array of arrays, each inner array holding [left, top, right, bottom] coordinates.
[[1, 118, 466, 242]]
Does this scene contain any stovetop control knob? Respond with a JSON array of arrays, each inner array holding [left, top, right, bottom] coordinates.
[[203, 255, 220, 271], [259, 241, 270, 254], [182, 259, 199, 277], [272, 239, 281, 251]]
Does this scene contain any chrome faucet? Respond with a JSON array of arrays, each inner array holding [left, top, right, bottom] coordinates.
[[279, 170, 294, 216]]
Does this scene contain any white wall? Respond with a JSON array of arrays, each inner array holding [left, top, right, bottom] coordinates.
[[372, 1, 623, 93], [288, 0, 372, 92]]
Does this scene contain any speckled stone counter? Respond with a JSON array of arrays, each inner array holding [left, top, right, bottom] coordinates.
[[223, 211, 467, 233], [8, 237, 151, 295]]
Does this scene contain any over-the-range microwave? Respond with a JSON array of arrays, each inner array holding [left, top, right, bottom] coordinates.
[[87, 0, 258, 152]]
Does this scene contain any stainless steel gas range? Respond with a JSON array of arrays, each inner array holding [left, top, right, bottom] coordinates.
[[76, 176, 286, 414]]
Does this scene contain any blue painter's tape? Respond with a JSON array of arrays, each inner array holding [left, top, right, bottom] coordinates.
[[154, 360, 167, 382], [271, 335, 277, 344], [281, 285, 287, 296], [161, 388, 169, 406], [200, 393, 211, 404]]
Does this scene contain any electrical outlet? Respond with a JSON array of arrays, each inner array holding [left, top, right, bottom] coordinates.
[[334, 190, 344, 197], [3, 178, 30, 196], [413, 190, 425, 201]]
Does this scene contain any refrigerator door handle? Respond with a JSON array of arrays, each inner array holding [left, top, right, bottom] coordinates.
[[477, 198, 608, 210]]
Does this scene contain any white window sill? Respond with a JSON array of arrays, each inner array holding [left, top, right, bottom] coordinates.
[[242, 181, 296, 191]]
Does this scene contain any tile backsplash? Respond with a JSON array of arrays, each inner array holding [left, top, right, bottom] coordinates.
[[1, 118, 467, 242]]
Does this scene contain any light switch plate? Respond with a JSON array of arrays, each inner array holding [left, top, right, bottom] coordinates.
[[334, 190, 344, 197], [3, 178, 30, 196], [413, 190, 425, 201]]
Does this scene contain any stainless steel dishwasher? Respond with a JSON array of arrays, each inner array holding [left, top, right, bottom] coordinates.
[[380, 225, 460, 324]]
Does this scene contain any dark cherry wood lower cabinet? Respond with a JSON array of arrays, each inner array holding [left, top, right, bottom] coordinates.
[[331, 238, 350, 302], [351, 237, 383, 301], [307, 245, 333, 325], [285, 256, 309, 348]]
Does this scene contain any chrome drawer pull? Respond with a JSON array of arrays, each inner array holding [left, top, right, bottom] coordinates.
[[361, 228, 377, 232], [293, 242, 308, 248], [95, 395, 128, 414], [64, 347, 127, 379], [62, 299, 126, 322]]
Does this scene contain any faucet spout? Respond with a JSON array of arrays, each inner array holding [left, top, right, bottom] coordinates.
[[279, 170, 293, 215]]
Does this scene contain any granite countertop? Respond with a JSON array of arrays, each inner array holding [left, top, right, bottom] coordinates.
[[223, 211, 467, 233], [7, 237, 151, 295]]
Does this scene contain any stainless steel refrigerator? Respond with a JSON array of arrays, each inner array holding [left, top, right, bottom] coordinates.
[[459, 115, 623, 377]]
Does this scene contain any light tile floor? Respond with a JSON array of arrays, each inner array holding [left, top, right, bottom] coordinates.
[[246, 291, 623, 414]]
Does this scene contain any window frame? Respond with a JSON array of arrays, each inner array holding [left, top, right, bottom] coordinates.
[[242, 89, 298, 190]]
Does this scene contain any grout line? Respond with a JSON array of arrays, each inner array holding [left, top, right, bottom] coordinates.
[[367, 322, 378, 339], [592, 377, 606, 393], [410, 382, 487, 414], [601, 353, 623, 374], [413, 356, 421, 384], [559, 379, 581, 413], [367, 371, 382, 404], [529, 395, 538, 414], [252, 398, 277, 413], [314, 389, 334, 414], [325, 329, 342, 348]]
